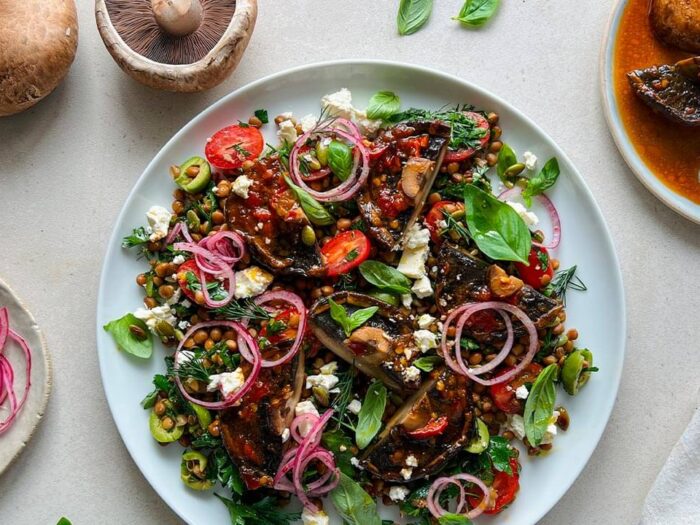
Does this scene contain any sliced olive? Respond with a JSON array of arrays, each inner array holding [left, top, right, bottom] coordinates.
[[176, 156, 211, 194], [466, 417, 490, 454], [189, 402, 212, 429], [561, 349, 594, 395], [149, 411, 184, 443], [180, 451, 213, 490]]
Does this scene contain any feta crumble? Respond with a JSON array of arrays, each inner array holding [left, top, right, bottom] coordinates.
[[400, 467, 413, 480], [413, 329, 438, 352], [234, 266, 273, 299], [515, 385, 529, 400], [388, 486, 410, 502], [175, 350, 194, 366], [417, 313, 435, 329], [277, 119, 298, 145], [405, 454, 419, 467], [505, 414, 526, 441], [320, 88, 382, 135], [133, 304, 176, 334], [295, 400, 320, 437], [350, 457, 363, 469], [207, 367, 246, 398], [281, 428, 290, 443], [347, 399, 362, 415], [506, 201, 539, 227], [172, 255, 186, 265], [403, 366, 421, 382], [146, 205, 172, 242], [300, 114, 318, 133], [232, 174, 254, 199], [523, 151, 538, 171], [301, 508, 330, 525], [411, 275, 433, 298]]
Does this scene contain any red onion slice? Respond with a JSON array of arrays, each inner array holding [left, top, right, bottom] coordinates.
[[427, 474, 491, 520], [498, 186, 561, 250], [0, 308, 32, 435]]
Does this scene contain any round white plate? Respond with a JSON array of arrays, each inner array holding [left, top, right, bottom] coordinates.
[[601, 0, 700, 224], [0, 278, 51, 475], [96, 60, 626, 525]]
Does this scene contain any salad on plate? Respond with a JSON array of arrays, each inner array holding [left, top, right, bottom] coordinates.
[[106, 88, 594, 524]]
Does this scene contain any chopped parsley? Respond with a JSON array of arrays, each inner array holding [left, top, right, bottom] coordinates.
[[254, 108, 269, 124]]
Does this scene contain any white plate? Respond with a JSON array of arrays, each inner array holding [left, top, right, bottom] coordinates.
[[601, 0, 700, 224], [96, 60, 626, 525], [0, 278, 51, 475]]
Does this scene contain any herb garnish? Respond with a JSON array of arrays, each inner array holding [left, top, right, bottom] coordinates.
[[283, 175, 335, 226], [522, 157, 561, 206], [355, 381, 387, 449], [214, 299, 272, 322], [227, 142, 251, 158], [390, 106, 488, 150], [254, 109, 269, 124], [523, 363, 558, 446], [216, 493, 300, 525], [103, 313, 153, 359], [328, 299, 379, 337], [122, 226, 149, 248], [331, 473, 383, 525], [397, 0, 433, 36], [327, 140, 354, 181], [543, 265, 587, 305], [454, 0, 500, 27], [359, 260, 412, 295], [366, 90, 401, 120]]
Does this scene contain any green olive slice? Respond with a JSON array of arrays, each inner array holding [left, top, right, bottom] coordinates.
[[180, 451, 213, 490], [561, 349, 594, 395], [149, 411, 184, 443], [176, 156, 211, 194]]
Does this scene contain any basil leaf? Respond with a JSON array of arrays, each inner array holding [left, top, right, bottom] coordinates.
[[322, 429, 356, 477], [355, 381, 387, 449], [496, 143, 517, 181], [413, 355, 443, 372], [328, 299, 379, 337], [254, 108, 269, 124], [397, 0, 433, 35], [328, 140, 354, 181], [359, 260, 412, 294], [367, 289, 400, 307], [463, 184, 531, 264], [522, 157, 560, 206], [57, 519, 72, 525], [487, 435, 517, 475], [330, 472, 382, 525], [523, 363, 558, 446], [367, 91, 401, 120], [454, 0, 500, 27], [103, 313, 153, 358], [439, 514, 473, 525], [283, 175, 334, 226]]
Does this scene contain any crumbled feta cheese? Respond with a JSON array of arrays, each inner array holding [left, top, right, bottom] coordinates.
[[404, 348, 414, 360], [411, 275, 433, 298], [133, 304, 176, 333], [166, 287, 181, 305], [403, 366, 421, 382], [234, 266, 274, 299], [281, 428, 290, 443], [232, 174, 254, 199], [175, 350, 194, 366], [436, 219, 448, 230], [181, 299, 192, 308], [320, 88, 381, 135], [146, 205, 172, 242], [404, 223, 430, 249], [400, 467, 413, 480], [207, 367, 246, 397], [350, 457, 363, 469], [523, 151, 538, 171], [177, 319, 191, 331], [401, 294, 413, 309], [306, 372, 340, 392], [505, 414, 526, 441], [300, 114, 318, 133], [278, 119, 298, 145], [301, 507, 330, 525], [417, 314, 435, 329], [319, 361, 338, 375], [339, 445, 347, 452], [347, 399, 362, 415], [280, 111, 294, 120], [295, 400, 320, 437], [413, 329, 437, 352], [397, 244, 429, 279], [405, 454, 419, 467], [541, 411, 560, 445], [172, 255, 186, 265], [515, 385, 529, 400], [506, 201, 539, 227], [388, 486, 411, 502]]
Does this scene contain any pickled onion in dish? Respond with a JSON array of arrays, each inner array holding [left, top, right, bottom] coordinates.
[[0, 307, 32, 435], [427, 474, 491, 520], [498, 186, 561, 249]]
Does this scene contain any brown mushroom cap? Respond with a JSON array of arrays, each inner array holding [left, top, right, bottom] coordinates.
[[0, 0, 79, 117], [96, 0, 257, 92]]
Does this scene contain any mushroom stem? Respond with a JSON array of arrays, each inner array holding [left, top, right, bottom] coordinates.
[[151, 0, 203, 37]]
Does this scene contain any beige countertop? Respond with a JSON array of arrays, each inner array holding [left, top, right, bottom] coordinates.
[[0, 0, 698, 523]]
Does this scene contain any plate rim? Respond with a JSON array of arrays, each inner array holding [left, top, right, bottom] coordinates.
[[600, 0, 700, 224], [96, 58, 627, 525]]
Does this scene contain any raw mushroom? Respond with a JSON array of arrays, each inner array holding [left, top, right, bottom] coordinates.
[[400, 157, 434, 201], [0, 0, 79, 117], [95, 0, 257, 92]]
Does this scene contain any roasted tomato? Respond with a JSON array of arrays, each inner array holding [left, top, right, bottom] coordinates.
[[406, 416, 449, 440], [443, 112, 491, 163], [424, 200, 466, 243], [320, 230, 371, 277], [490, 363, 543, 414], [259, 308, 300, 345], [468, 458, 520, 514], [514, 246, 554, 289], [177, 259, 228, 303], [205, 125, 264, 171]]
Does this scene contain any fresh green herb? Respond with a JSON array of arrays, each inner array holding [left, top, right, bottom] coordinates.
[[397, 0, 433, 35], [543, 265, 587, 305], [367, 90, 401, 120], [330, 366, 357, 431], [442, 210, 471, 244], [327, 140, 354, 181], [439, 514, 473, 525], [216, 494, 300, 525], [355, 381, 387, 449], [190, 432, 222, 449], [536, 248, 549, 269], [328, 299, 379, 337], [522, 157, 561, 206], [523, 363, 558, 446], [211, 447, 244, 495], [283, 175, 335, 226], [57, 518, 72, 525], [185, 271, 228, 301], [390, 106, 487, 150], [171, 353, 210, 383], [487, 435, 518, 474], [237, 120, 250, 128], [350, 218, 367, 232], [122, 226, 150, 248], [227, 142, 251, 158], [322, 429, 356, 476], [454, 0, 500, 27], [413, 355, 443, 372], [254, 109, 269, 124], [345, 248, 360, 262], [214, 299, 272, 322], [266, 318, 287, 335], [359, 260, 412, 294], [367, 290, 400, 306], [103, 313, 153, 359], [330, 472, 382, 525], [496, 143, 517, 182], [463, 184, 531, 263]]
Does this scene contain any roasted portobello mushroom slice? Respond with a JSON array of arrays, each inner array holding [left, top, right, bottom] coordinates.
[[361, 368, 472, 482], [225, 157, 324, 276], [627, 61, 700, 126], [220, 347, 305, 489], [357, 121, 450, 250], [650, 0, 700, 54], [309, 292, 426, 393], [435, 244, 561, 343]]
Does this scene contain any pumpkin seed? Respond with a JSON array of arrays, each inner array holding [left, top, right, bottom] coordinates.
[[313, 386, 330, 407], [504, 162, 526, 178], [301, 225, 317, 246], [129, 324, 148, 340], [186, 210, 201, 230], [155, 320, 175, 338]]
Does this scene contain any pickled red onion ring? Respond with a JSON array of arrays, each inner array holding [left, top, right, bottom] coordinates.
[[427, 474, 491, 520], [498, 187, 561, 249], [0, 307, 32, 435]]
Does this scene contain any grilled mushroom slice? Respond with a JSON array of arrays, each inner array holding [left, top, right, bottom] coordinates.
[[357, 121, 450, 250], [309, 292, 425, 393], [220, 347, 304, 489], [627, 61, 700, 126], [435, 244, 561, 344], [360, 368, 472, 483], [649, 0, 700, 54], [225, 157, 324, 277]]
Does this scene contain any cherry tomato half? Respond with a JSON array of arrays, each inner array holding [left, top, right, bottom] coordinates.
[[490, 363, 543, 414], [320, 230, 371, 277], [443, 112, 491, 163], [205, 125, 264, 171], [177, 259, 228, 303], [514, 246, 554, 289], [468, 458, 520, 515], [259, 308, 300, 345], [406, 416, 449, 440], [424, 200, 466, 243]]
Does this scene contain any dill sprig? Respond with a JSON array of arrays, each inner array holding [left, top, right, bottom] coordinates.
[[544, 265, 587, 305], [170, 353, 210, 383], [441, 210, 471, 244], [390, 105, 488, 150], [214, 299, 272, 322], [331, 366, 357, 431]]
